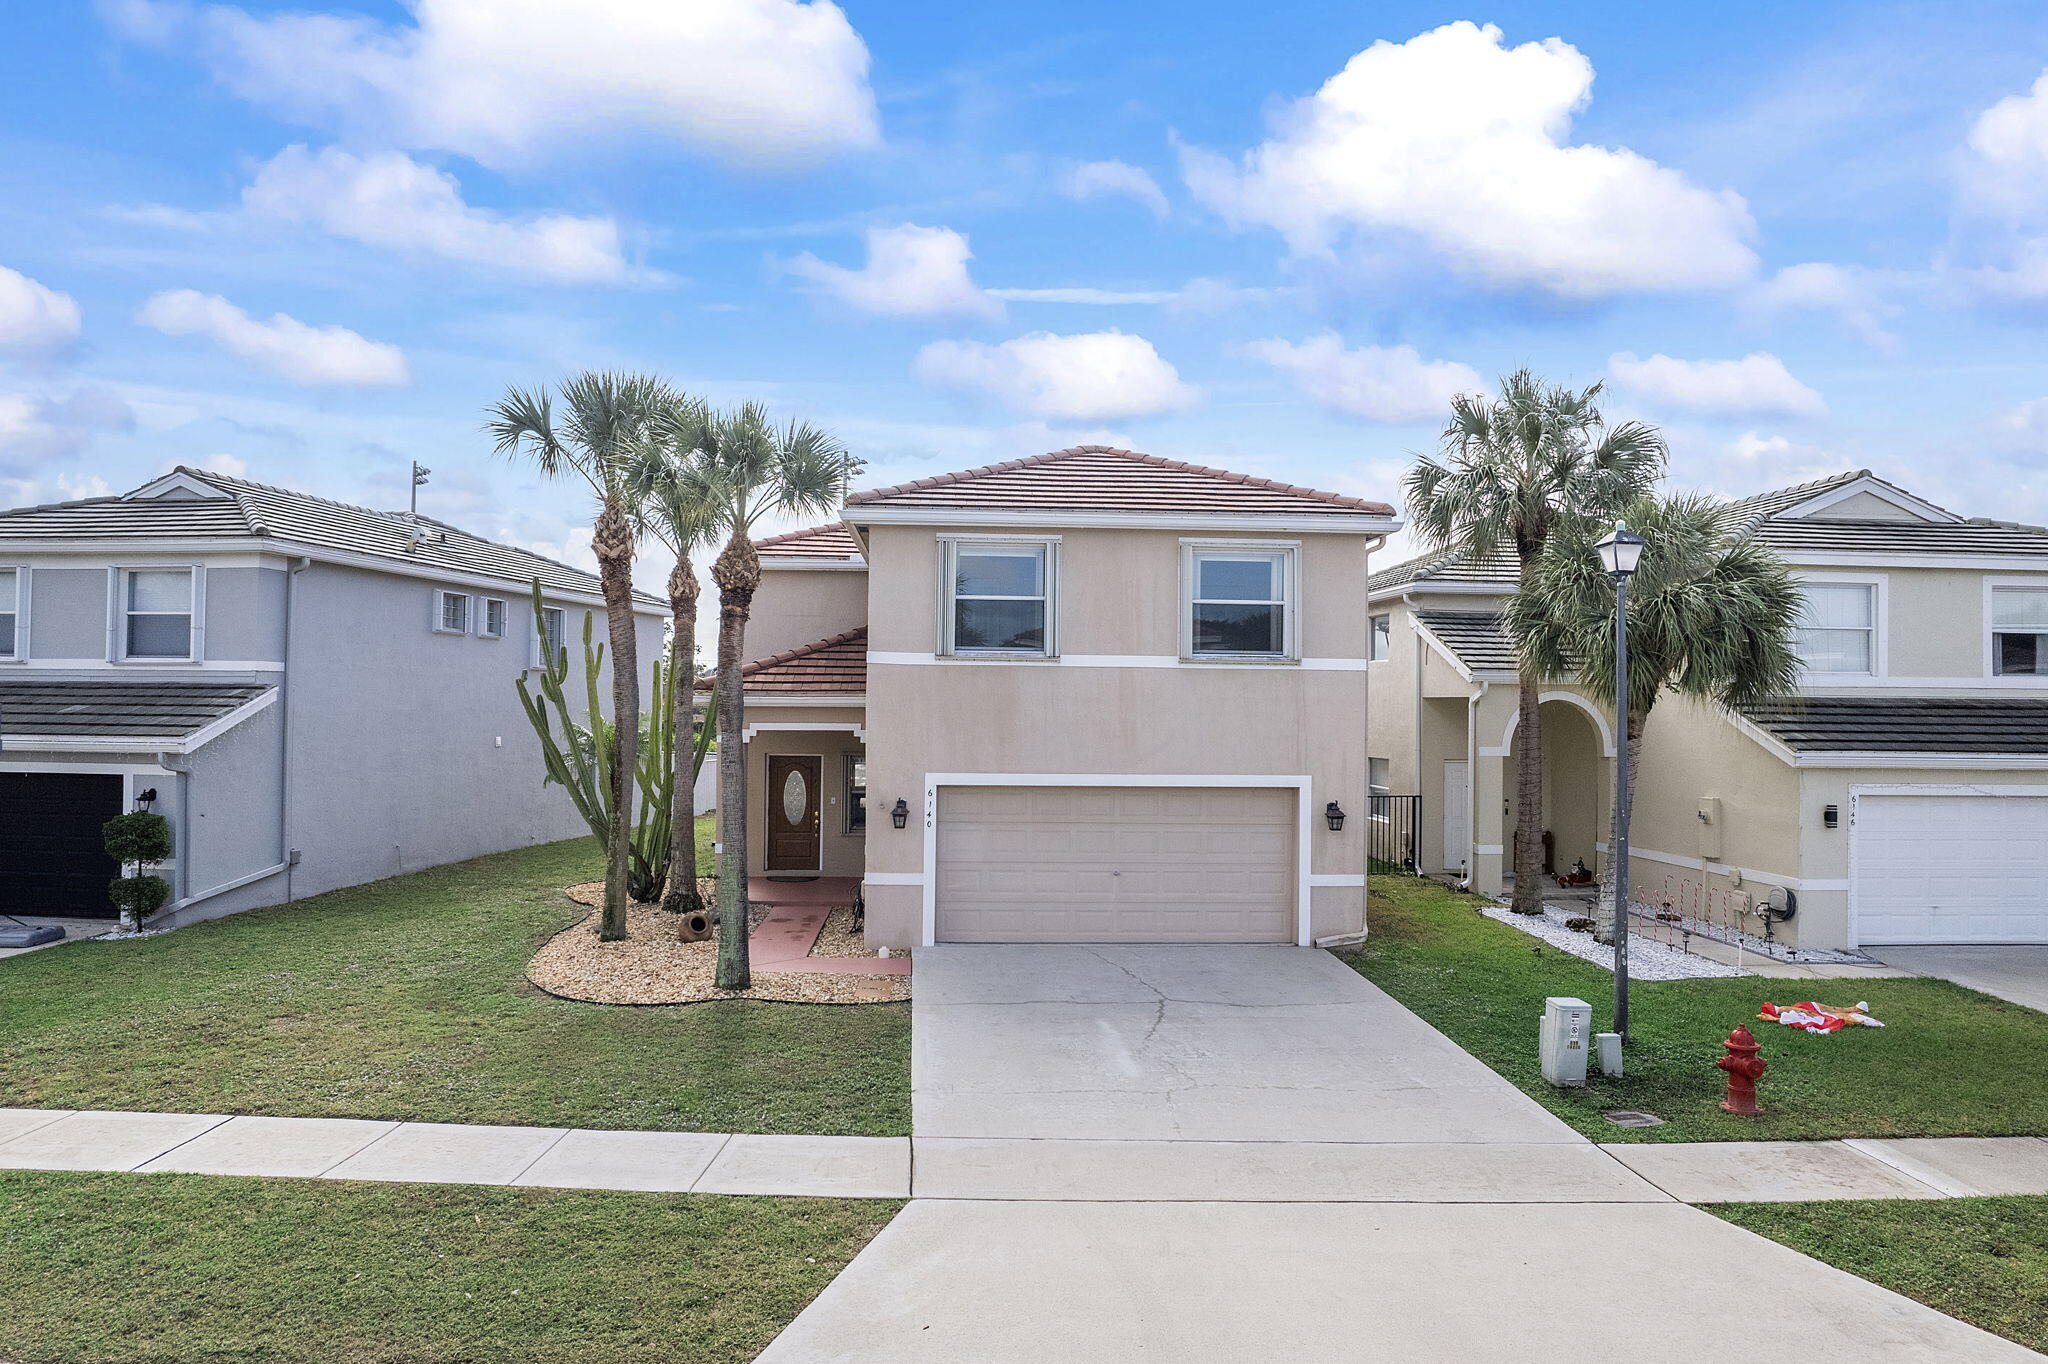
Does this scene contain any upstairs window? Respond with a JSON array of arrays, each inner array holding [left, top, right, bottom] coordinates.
[[0, 568, 18, 660], [534, 605, 567, 666], [436, 590, 471, 635], [1992, 586, 2048, 675], [1370, 613, 1392, 661], [942, 538, 1055, 656], [1185, 544, 1296, 659], [121, 568, 196, 660], [481, 597, 507, 639], [1792, 582, 1876, 674]]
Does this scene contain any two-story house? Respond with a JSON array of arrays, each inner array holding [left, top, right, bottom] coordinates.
[[1366, 469, 2048, 952], [0, 467, 662, 928], [730, 445, 1402, 950]]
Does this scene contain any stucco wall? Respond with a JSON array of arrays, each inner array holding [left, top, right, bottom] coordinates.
[[748, 565, 868, 661], [858, 522, 1371, 949], [726, 703, 866, 879]]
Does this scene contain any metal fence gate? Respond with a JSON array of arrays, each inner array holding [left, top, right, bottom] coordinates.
[[1368, 794, 1422, 876]]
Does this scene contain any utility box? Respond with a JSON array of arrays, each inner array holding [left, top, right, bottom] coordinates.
[[1540, 996, 1593, 1088]]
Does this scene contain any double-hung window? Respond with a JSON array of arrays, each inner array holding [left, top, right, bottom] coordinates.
[[1369, 757, 1392, 821], [534, 605, 567, 665], [1793, 581, 1877, 675], [481, 597, 507, 639], [120, 567, 197, 660], [1370, 613, 1392, 661], [942, 537, 1055, 656], [436, 590, 472, 635], [1184, 542, 1297, 659], [0, 567, 20, 660], [1991, 586, 2048, 675]]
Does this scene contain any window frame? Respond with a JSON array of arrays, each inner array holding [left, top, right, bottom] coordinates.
[[0, 564, 25, 662], [1985, 578, 2048, 679], [1369, 612, 1392, 662], [1179, 539, 1301, 663], [844, 754, 867, 834], [1791, 573, 1885, 679], [532, 604, 568, 667], [1368, 756, 1392, 822], [109, 564, 204, 664], [435, 589, 473, 636], [480, 596, 507, 640], [937, 533, 1060, 659]]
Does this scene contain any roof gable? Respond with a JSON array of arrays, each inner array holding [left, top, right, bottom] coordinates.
[[845, 445, 1395, 519]]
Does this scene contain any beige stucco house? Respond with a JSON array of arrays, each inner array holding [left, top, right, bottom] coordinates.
[[725, 444, 1401, 950], [1366, 469, 2048, 952]]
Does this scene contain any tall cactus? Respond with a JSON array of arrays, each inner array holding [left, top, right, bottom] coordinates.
[[516, 581, 714, 909]]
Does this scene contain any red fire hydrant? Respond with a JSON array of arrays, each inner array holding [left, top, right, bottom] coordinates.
[[1716, 1024, 1768, 1115]]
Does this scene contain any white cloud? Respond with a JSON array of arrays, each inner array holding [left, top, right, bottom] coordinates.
[[136, 290, 410, 387], [1062, 160, 1169, 218], [1179, 21, 1757, 298], [1241, 332, 1481, 422], [243, 145, 633, 283], [106, 0, 880, 169], [783, 224, 1002, 321], [0, 265, 83, 358], [914, 330, 1198, 421], [0, 387, 135, 468], [1746, 262, 1898, 352], [1956, 66, 2048, 299], [1607, 351, 1825, 418]]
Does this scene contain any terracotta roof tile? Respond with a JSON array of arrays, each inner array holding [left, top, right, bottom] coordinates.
[[754, 522, 862, 559], [697, 628, 866, 696], [845, 445, 1395, 518]]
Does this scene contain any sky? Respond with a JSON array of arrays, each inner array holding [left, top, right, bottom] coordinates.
[[7, 0, 2048, 585]]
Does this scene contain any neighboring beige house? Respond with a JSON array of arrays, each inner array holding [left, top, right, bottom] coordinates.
[[1366, 469, 2048, 952], [726, 444, 1401, 950]]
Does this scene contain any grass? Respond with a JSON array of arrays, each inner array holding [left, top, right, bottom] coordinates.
[[1710, 1195, 2048, 1354], [0, 1169, 897, 1364], [0, 819, 910, 1136], [1340, 874, 2048, 1142]]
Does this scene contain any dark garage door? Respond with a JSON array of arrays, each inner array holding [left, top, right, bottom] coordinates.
[[0, 773, 124, 918]]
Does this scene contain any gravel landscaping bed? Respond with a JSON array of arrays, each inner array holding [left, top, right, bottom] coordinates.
[[529, 884, 911, 1006], [809, 907, 909, 959], [1480, 901, 1748, 980]]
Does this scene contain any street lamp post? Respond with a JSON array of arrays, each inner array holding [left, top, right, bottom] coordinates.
[[1596, 522, 1647, 1040]]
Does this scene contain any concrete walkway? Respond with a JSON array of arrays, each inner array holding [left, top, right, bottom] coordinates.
[[1872, 944, 2048, 1014]]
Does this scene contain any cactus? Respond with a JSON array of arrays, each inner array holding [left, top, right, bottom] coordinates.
[[516, 581, 714, 904]]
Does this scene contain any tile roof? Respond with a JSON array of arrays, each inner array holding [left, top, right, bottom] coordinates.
[[1758, 518, 2048, 559], [1367, 545, 1521, 594], [1413, 610, 1519, 675], [755, 522, 863, 559], [697, 628, 866, 696], [1724, 469, 1871, 521], [0, 467, 657, 605], [1741, 696, 2048, 754], [0, 681, 270, 741], [845, 445, 1395, 518]]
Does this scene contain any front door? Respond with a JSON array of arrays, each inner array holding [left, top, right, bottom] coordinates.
[[765, 755, 823, 873], [1442, 761, 1469, 874]]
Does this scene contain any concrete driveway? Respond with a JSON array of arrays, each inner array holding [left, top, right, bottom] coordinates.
[[911, 943, 1576, 1144], [1871, 945, 2048, 1014]]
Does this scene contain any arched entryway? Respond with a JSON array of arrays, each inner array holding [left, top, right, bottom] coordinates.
[[1502, 694, 1612, 887]]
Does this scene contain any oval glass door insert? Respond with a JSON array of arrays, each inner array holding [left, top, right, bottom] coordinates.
[[782, 767, 809, 825]]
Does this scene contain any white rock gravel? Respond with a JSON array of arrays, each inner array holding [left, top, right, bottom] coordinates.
[[1480, 903, 1749, 980]]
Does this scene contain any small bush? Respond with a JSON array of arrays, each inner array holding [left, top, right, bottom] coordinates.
[[108, 875, 172, 921], [103, 811, 173, 865]]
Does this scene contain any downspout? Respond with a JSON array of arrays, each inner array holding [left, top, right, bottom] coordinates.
[[1465, 681, 1488, 885], [281, 555, 311, 901]]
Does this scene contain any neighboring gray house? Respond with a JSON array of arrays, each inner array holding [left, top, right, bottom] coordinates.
[[0, 467, 661, 928]]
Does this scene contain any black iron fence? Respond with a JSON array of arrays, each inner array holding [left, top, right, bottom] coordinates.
[[1368, 794, 1422, 876]]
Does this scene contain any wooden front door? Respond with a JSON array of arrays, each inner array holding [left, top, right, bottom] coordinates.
[[765, 755, 823, 873]]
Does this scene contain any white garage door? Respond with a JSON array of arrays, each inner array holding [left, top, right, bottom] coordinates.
[[935, 786, 1296, 943], [1853, 792, 2048, 944]]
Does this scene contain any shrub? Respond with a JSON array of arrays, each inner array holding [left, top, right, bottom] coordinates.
[[108, 875, 171, 921], [103, 811, 173, 865]]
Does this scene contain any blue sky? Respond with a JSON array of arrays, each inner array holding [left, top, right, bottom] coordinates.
[[6, 1, 2048, 578]]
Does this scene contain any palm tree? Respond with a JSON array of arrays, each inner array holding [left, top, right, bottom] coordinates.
[[627, 395, 722, 923], [487, 371, 672, 941], [1508, 493, 1802, 940], [694, 403, 861, 990], [1405, 371, 1665, 914]]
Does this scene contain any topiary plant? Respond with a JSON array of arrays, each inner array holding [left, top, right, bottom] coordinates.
[[103, 811, 173, 865], [108, 874, 171, 921]]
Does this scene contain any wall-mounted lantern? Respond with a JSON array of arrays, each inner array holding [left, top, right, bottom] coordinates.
[[1823, 804, 1839, 829], [891, 798, 910, 829], [136, 788, 158, 810], [1324, 800, 1346, 832]]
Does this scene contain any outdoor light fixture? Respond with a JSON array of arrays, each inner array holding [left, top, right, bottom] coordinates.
[[1823, 804, 1839, 829], [891, 798, 910, 829], [1595, 522, 1648, 579], [1324, 800, 1346, 832], [136, 788, 158, 809]]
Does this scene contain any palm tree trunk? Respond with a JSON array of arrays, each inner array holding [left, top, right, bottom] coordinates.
[[593, 496, 640, 942], [712, 526, 759, 990], [1510, 545, 1546, 914], [661, 555, 705, 918], [1594, 703, 1650, 943]]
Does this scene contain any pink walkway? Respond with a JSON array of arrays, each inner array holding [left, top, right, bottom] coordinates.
[[748, 877, 911, 977]]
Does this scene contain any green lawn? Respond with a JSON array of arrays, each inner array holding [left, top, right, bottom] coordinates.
[[0, 822, 910, 1136], [1711, 1195, 2048, 1354], [0, 1170, 896, 1364], [1341, 875, 2048, 1142]]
